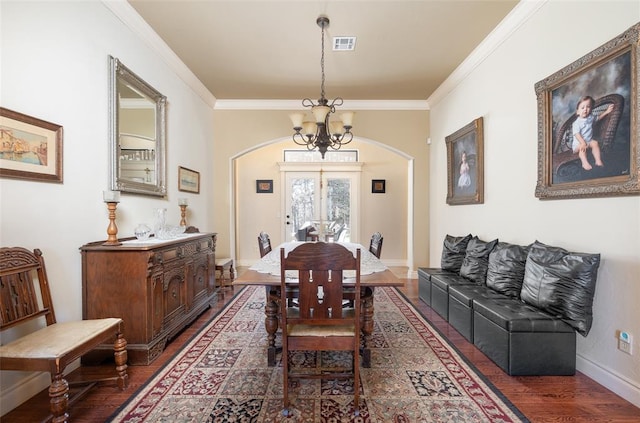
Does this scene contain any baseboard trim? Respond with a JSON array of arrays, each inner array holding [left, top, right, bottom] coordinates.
[[0, 372, 50, 417], [577, 354, 640, 408]]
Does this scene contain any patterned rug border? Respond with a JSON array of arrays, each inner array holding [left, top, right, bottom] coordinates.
[[108, 285, 530, 422], [108, 286, 252, 420], [388, 288, 529, 423]]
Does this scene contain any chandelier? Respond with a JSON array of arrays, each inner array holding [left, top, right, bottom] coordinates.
[[289, 16, 354, 159]]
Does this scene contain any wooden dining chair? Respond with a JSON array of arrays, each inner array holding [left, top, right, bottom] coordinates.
[[0, 247, 128, 423], [279, 242, 361, 417], [369, 232, 383, 259]]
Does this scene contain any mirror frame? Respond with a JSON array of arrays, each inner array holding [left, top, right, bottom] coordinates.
[[109, 56, 167, 197]]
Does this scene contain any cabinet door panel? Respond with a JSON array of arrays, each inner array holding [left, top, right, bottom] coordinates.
[[163, 265, 185, 322]]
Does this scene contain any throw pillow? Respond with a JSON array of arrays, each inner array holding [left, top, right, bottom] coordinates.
[[459, 236, 499, 283], [521, 241, 600, 336], [440, 234, 472, 272], [486, 242, 530, 297]]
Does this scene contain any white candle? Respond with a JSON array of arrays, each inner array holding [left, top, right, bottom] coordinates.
[[103, 190, 120, 203]]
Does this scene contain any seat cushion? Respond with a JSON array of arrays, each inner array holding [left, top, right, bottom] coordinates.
[[0, 318, 122, 359], [520, 241, 600, 336], [449, 284, 505, 307], [430, 272, 474, 290], [473, 297, 574, 333]]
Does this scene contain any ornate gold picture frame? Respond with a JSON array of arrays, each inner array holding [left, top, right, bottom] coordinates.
[[446, 117, 484, 205], [535, 23, 639, 200]]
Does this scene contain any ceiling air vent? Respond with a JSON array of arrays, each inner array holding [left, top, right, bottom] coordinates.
[[333, 36, 356, 51]]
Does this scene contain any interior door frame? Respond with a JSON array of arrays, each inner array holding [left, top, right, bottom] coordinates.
[[279, 162, 362, 243]]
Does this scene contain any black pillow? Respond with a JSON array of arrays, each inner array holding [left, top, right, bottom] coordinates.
[[459, 236, 499, 283], [441, 234, 472, 272], [521, 241, 600, 337], [486, 242, 530, 297]]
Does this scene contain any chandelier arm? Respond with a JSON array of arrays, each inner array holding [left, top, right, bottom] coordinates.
[[292, 133, 311, 145], [301, 98, 317, 108], [337, 132, 354, 146]]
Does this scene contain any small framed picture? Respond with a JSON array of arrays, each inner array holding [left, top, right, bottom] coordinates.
[[0, 107, 63, 183], [372, 179, 386, 193], [178, 166, 200, 193], [256, 179, 273, 193]]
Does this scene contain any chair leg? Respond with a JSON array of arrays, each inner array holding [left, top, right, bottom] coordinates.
[[282, 345, 290, 417], [114, 332, 129, 390], [49, 373, 69, 423]]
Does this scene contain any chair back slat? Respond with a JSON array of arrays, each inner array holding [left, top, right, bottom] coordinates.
[[0, 247, 56, 330]]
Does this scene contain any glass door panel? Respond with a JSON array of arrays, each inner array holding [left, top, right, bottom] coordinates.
[[284, 171, 356, 242]]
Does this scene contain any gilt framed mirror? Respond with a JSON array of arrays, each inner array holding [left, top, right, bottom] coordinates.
[[109, 56, 167, 197]]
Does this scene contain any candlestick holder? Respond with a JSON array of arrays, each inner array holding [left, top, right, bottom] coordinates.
[[103, 202, 122, 246], [103, 190, 122, 246], [179, 203, 188, 227]]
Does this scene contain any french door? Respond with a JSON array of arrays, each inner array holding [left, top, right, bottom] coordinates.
[[282, 166, 360, 243]]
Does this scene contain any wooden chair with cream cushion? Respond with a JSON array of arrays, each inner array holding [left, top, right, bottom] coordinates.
[[0, 247, 128, 423], [279, 242, 361, 417]]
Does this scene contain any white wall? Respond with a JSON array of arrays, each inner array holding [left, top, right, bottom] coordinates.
[[429, 1, 640, 407], [0, 1, 215, 414]]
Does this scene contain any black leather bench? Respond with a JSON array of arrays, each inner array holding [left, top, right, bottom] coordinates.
[[473, 297, 576, 375]]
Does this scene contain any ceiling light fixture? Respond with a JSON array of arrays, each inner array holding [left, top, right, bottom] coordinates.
[[289, 16, 354, 159]]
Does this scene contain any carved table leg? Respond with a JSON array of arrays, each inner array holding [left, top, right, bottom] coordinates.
[[49, 373, 69, 423], [265, 287, 280, 367], [361, 287, 374, 368], [114, 332, 129, 390]]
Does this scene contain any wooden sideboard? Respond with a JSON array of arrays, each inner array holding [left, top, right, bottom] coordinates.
[[80, 233, 217, 365]]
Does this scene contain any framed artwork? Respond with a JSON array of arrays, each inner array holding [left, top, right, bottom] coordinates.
[[0, 107, 63, 183], [256, 179, 273, 193], [535, 22, 639, 200], [178, 166, 200, 193], [446, 117, 484, 205], [372, 179, 386, 193]]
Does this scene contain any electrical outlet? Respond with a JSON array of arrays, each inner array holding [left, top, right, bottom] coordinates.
[[618, 331, 633, 355]]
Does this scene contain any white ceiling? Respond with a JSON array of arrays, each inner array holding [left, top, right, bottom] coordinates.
[[127, 0, 519, 101]]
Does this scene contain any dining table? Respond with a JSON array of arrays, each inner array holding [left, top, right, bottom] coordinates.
[[232, 241, 403, 367]]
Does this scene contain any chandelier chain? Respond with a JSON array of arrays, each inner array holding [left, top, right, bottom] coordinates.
[[320, 21, 325, 100]]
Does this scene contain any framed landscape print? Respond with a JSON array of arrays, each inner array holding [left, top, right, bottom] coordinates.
[[0, 108, 63, 183], [446, 117, 484, 205], [535, 23, 639, 200], [178, 166, 200, 193]]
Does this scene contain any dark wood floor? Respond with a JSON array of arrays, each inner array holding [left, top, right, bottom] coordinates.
[[3, 278, 639, 422]]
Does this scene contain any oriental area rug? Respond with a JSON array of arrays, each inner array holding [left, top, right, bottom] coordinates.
[[110, 286, 528, 422]]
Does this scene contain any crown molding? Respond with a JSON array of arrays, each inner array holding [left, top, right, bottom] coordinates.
[[102, 0, 216, 107], [213, 99, 429, 111], [427, 0, 547, 107], [103, 0, 543, 112]]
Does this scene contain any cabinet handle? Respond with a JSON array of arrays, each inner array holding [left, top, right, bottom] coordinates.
[[172, 289, 177, 298]]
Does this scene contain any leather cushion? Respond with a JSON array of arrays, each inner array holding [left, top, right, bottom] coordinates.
[[459, 236, 499, 284], [520, 241, 600, 336], [473, 297, 574, 333], [440, 234, 472, 272], [430, 272, 473, 290], [486, 242, 530, 297]]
